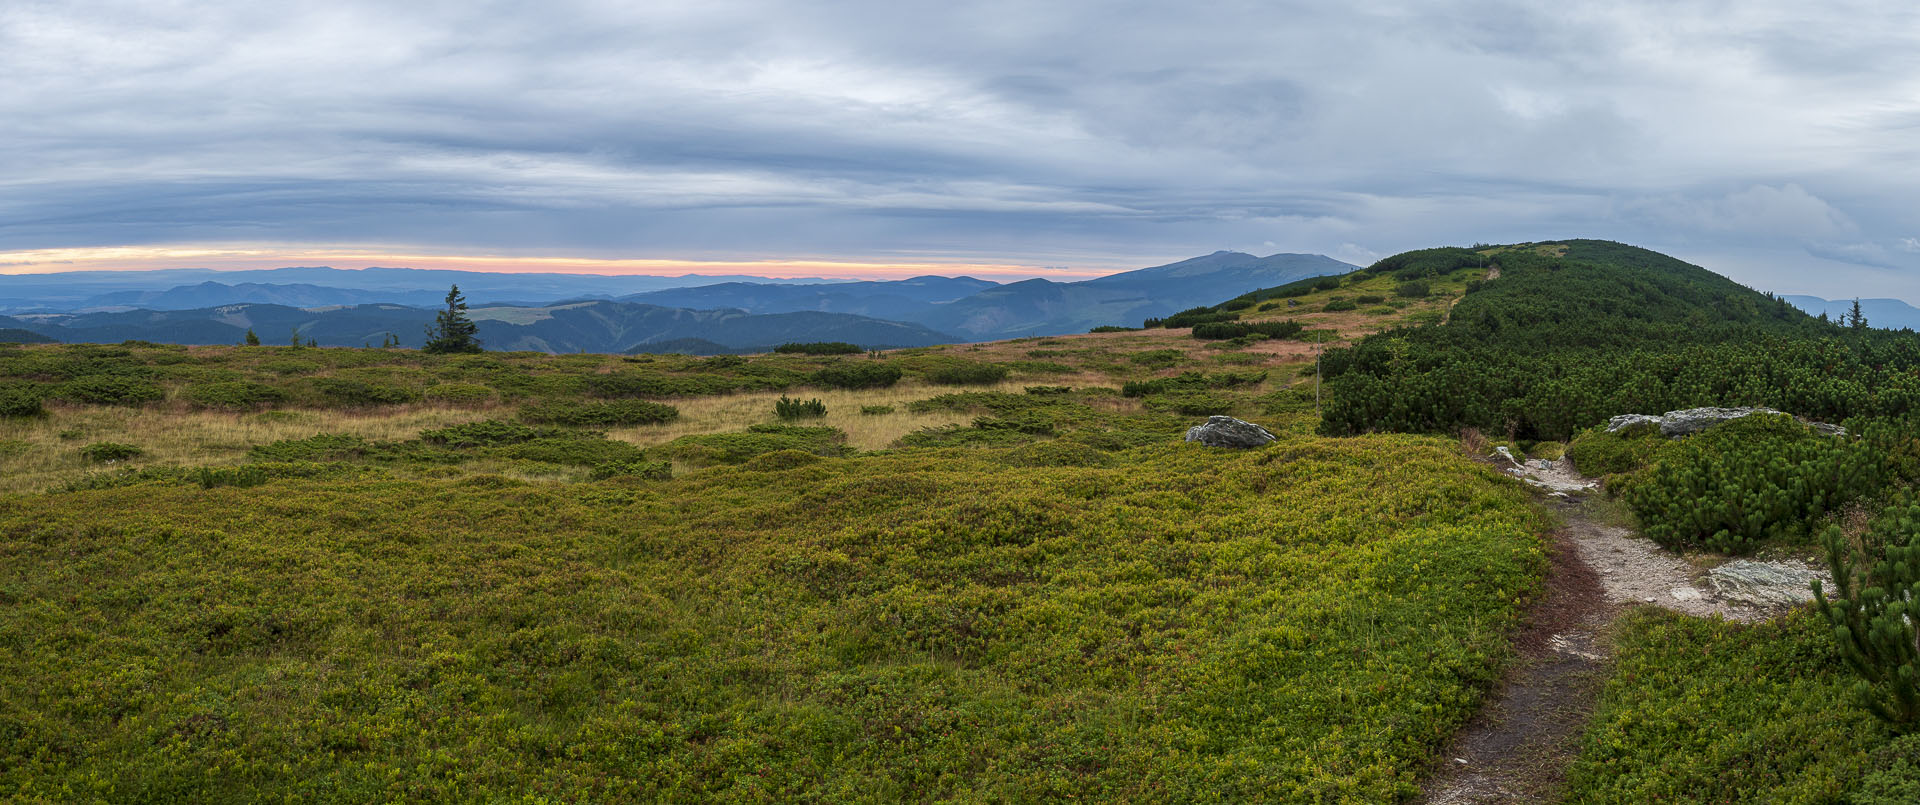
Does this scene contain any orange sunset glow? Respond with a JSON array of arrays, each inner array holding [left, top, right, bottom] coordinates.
[[0, 245, 1125, 281]]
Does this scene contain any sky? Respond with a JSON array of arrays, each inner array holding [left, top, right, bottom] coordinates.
[[3, 0, 1919, 296]]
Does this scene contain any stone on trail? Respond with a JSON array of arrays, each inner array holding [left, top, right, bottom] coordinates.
[[1184, 415, 1276, 448], [1707, 559, 1827, 608]]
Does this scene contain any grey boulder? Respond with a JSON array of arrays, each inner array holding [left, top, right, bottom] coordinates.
[[1605, 407, 1846, 438], [1184, 415, 1276, 448], [1707, 559, 1828, 609]]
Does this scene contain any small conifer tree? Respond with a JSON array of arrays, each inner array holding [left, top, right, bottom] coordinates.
[[1849, 298, 1869, 330], [244, 328, 260, 346], [423, 285, 483, 354]]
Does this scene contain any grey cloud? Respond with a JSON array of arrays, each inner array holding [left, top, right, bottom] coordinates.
[[2, 0, 1919, 296]]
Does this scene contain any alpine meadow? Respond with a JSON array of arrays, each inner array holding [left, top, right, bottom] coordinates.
[[1, 239, 1916, 802]]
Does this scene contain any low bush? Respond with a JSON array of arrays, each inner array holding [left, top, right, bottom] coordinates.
[[497, 436, 647, 466], [419, 420, 546, 447], [59, 375, 165, 406], [1129, 349, 1185, 368], [811, 362, 902, 390], [1394, 280, 1431, 298], [1322, 299, 1358, 312], [310, 377, 418, 407], [924, 361, 1010, 386], [1565, 609, 1878, 803], [1190, 320, 1303, 341], [0, 387, 44, 418], [1024, 385, 1072, 395], [248, 433, 371, 463], [1087, 325, 1138, 333], [520, 399, 679, 427], [1624, 416, 1901, 552], [79, 442, 142, 463], [653, 424, 849, 465], [589, 459, 674, 480], [775, 396, 828, 419], [184, 381, 287, 411], [773, 342, 862, 355], [859, 405, 894, 415], [422, 383, 495, 405]]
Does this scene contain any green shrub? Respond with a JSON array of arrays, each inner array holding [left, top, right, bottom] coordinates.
[[1087, 325, 1138, 333], [1817, 496, 1920, 727], [859, 405, 894, 415], [520, 399, 679, 427], [1854, 734, 1920, 804], [1322, 299, 1358, 312], [79, 442, 142, 462], [653, 424, 848, 465], [1526, 441, 1565, 461], [58, 375, 165, 406], [1394, 280, 1431, 298], [1564, 427, 1663, 476], [585, 371, 730, 398], [423, 382, 495, 405], [1142, 392, 1234, 416], [1354, 294, 1385, 305], [310, 377, 418, 407], [1129, 350, 1185, 368], [811, 362, 902, 390], [742, 449, 823, 471], [924, 361, 1010, 386], [1024, 386, 1072, 395], [1565, 610, 1878, 804], [419, 420, 544, 447], [1622, 416, 1893, 552], [0, 387, 44, 418], [775, 396, 828, 419], [1001, 440, 1112, 468], [248, 433, 370, 462], [589, 459, 674, 480], [773, 342, 862, 355], [184, 381, 287, 411], [497, 436, 647, 466], [1190, 320, 1303, 341]]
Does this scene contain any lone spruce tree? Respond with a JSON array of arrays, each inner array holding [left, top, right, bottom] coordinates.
[[1849, 298, 1869, 330], [423, 285, 482, 354]]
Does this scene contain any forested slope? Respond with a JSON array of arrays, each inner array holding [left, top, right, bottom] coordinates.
[[1316, 240, 1920, 439]]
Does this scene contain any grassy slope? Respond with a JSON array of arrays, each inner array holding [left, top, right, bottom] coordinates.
[[1, 436, 1543, 802]]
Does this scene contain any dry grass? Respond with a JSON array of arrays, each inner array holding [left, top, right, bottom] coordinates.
[[607, 379, 1088, 451], [0, 403, 500, 494]]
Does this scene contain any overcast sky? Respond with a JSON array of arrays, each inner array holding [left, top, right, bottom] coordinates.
[[4, 1, 1919, 294]]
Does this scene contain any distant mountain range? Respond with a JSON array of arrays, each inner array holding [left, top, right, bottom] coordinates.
[[0, 266, 842, 313], [1783, 296, 1920, 331], [0, 301, 956, 353], [623, 251, 1355, 340], [0, 250, 1359, 350]]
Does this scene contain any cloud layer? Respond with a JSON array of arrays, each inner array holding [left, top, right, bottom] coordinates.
[[4, 0, 1919, 292]]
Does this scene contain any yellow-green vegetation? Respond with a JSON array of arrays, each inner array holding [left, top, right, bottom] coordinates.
[[0, 430, 1546, 801], [1565, 610, 1886, 803]]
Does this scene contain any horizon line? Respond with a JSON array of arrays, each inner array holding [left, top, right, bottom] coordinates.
[[0, 245, 1164, 281]]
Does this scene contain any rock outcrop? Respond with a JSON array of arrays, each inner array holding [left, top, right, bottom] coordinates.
[[1707, 559, 1828, 609], [1184, 415, 1276, 448], [1605, 407, 1846, 438]]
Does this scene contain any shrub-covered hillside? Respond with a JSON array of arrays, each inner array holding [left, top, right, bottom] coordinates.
[[1316, 240, 1920, 439]]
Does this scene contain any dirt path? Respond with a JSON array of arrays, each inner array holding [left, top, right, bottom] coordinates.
[[1417, 459, 1826, 802]]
